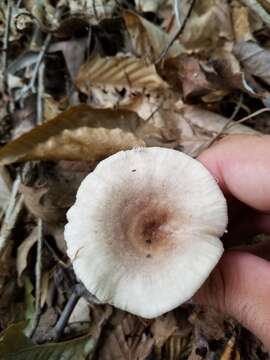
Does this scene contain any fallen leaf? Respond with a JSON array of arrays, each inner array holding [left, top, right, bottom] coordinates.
[[181, 0, 233, 54], [232, 4, 254, 42], [98, 313, 154, 360], [16, 227, 38, 286], [0, 322, 96, 360], [150, 313, 178, 348], [164, 333, 193, 360], [123, 11, 184, 62], [76, 54, 168, 96], [234, 40, 270, 86], [20, 160, 93, 225], [0, 105, 145, 165], [220, 336, 240, 360]]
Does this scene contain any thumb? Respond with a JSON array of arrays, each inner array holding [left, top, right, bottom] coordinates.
[[194, 251, 270, 350]]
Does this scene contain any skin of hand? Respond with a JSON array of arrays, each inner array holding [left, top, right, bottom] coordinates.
[[194, 134, 270, 350]]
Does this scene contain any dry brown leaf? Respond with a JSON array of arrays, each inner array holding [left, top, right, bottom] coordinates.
[[123, 11, 184, 62], [16, 227, 37, 286], [150, 312, 178, 355], [234, 40, 270, 86], [232, 4, 254, 42], [181, 0, 233, 54], [20, 161, 94, 224], [164, 333, 193, 360], [76, 54, 168, 96], [98, 313, 154, 360], [220, 336, 240, 360], [0, 105, 145, 165], [172, 105, 259, 156]]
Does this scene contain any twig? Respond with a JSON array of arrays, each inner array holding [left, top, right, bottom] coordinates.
[[37, 62, 45, 125], [227, 107, 270, 128], [44, 239, 71, 269], [46, 284, 85, 342], [196, 94, 244, 156], [18, 34, 51, 100], [196, 104, 270, 157], [2, 1, 12, 94], [156, 0, 196, 64], [204, 93, 244, 149], [29, 59, 46, 339], [29, 218, 43, 338], [174, 0, 182, 28], [0, 176, 24, 253], [241, 0, 270, 28]]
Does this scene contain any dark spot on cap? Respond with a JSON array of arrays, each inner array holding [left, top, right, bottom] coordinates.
[[132, 169, 136, 172], [146, 254, 152, 258]]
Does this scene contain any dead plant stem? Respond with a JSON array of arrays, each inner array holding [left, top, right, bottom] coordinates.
[[156, 0, 196, 63], [2, 1, 12, 94]]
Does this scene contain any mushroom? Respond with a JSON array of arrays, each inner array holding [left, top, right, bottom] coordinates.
[[64, 147, 228, 318]]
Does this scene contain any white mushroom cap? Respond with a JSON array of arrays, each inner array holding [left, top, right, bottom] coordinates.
[[64, 147, 227, 318]]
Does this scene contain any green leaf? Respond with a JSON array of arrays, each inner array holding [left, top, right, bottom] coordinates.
[[0, 323, 96, 360]]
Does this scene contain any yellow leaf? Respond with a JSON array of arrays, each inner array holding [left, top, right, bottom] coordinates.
[[0, 105, 145, 165]]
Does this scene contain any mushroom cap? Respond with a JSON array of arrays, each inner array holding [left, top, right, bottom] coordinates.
[[64, 147, 228, 318]]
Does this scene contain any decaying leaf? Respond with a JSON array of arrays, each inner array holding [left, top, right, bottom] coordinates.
[[20, 161, 93, 225], [232, 4, 254, 42], [76, 54, 168, 96], [181, 0, 233, 54], [98, 313, 154, 360], [234, 40, 270, 86], [0, 322, 96, 360], [123, 11, 184, 61], [16, 228, 38, 286], [0, 106, 145, 165]]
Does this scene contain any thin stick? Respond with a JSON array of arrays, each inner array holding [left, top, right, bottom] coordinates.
[[29, 218, 43, 338], [37, 62, 45, 125], [205, 93, 244, 149], [19, 34, 51, 100], [156, 0, 196, 64], [30, 59, 46, 339], [2, 1, 12, 93], [174, 0, 182, 28], [46, 284, 85, 342], [228, 107, 270, 128], [195, 94, 244, 156], [0, 176, 23, 253]]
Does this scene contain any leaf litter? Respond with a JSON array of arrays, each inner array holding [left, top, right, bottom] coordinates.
[[0, 0, 270, 359]]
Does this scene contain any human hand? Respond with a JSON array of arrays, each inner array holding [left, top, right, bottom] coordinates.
[[194, 134, 270, 349]]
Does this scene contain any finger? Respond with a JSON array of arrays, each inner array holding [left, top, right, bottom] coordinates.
[[194, 251, 270, 350], [197, 135, 270, 213], [235, 240, 270, 261]]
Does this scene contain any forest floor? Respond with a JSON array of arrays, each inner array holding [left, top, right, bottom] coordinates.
[[0, 0, 270, 359]]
